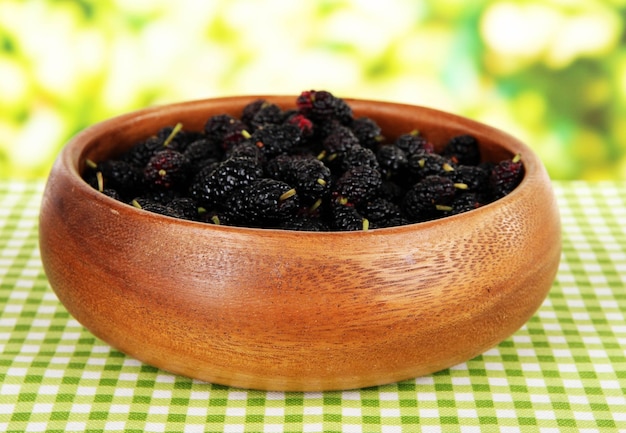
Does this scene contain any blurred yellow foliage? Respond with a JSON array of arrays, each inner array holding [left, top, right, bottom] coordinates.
[[0, 0, 624, 179]]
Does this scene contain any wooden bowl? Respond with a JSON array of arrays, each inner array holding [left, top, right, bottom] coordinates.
[[39, 96, 561, 391]]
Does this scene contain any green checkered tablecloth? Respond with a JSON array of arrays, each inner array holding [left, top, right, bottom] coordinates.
[[1, 180, 625, 433]]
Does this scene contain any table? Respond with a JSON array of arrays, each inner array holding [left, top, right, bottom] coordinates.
[[1, 180, 625, 433]]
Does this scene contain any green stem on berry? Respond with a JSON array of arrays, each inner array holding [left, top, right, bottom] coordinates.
[[316, 150, 326, 160], [85, 159, 97, 169], [337, 196, 349, 205], [327, 153, 338, 162], [211, 215, 220, 225], [454, 183, 468, 190], [96, 171, 104, 192], [241, 130, 251, 139], [163, 122, 183, 147], [316, 178, 327, 186], [131, 199, 142, 209], [309, 198, 323, 212], [279, 188, 297, 201], [436, 204, 453, 211], [512, 153, 522, 163], [443, 163, 454, 172], [362, 218, 370, 231]]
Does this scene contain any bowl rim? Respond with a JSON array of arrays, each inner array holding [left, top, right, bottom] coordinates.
[[52, 94, 545, 237]]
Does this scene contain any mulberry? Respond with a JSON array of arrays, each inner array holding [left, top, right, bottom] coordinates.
[[183, 138, 224, 173], [351, 116, 384, 149], [189, 156, 263, 208], [333, 165, 382, 205], [241, 99, 269, 126], [266, 155, 331, 204], [451, 164, 489, 192], [322, 125, 360, 157], [407, 152, 456, 183], [490, 154, 524, 199], [297, 90, 352, 124], [247, 102, 284, 130], [90, 159, 144, 199], [340, 145, 380, 172], [442, 134, 481, 166], [204, 114, 244, 147], [395, 131, 435, 156], [144, 149, 191, 190], [279, 215, 330, 231], [331, 203, 369, 231], [358, 197, 408, 228], [376, 144, 408, 180], [250, 123, 302, 159], [402, 175, 456, 222], [225, 178, 299, 226]]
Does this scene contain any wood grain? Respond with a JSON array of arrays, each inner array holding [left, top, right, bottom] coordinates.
[[39, 96, 561, 391]]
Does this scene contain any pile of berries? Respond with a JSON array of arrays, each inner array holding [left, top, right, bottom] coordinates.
[[83, 90, 524, 231]]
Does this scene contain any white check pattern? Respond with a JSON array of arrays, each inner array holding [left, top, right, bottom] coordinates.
[[1, 180, 625, 433]]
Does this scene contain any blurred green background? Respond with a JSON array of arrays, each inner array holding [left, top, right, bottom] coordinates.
[[1, 0, 625, 180]]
